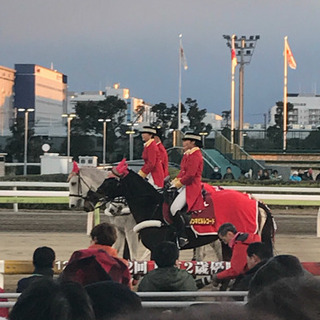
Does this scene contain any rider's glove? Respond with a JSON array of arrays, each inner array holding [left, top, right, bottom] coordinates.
[[171, 178, 183, 189]]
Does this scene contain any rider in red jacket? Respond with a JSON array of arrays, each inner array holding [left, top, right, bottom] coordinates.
[[154, 127, 169, 179], [138, 126, 164, 189], [170, 132, 204, 247]]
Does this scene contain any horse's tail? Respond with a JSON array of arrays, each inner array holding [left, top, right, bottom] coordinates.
[[258, 201, 276, 256]]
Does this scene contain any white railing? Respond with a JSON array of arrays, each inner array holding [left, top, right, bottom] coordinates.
[[0, 182, 319, 234], [0, 291, 248, 309]]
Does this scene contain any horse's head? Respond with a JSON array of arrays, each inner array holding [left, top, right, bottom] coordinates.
[[68, 171, 87, 210], [96, 177, 123, 199], [68, 163, 109, 212]]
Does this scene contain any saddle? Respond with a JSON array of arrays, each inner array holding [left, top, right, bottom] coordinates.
[[163, 185, 216, 235]]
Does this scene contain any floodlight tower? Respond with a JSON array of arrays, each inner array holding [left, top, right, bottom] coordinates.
[[223, 35, 260, 147]]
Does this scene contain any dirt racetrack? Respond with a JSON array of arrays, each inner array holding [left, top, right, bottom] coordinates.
[[0, 206, 319, 292]]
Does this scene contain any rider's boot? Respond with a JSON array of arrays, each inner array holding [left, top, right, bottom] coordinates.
[[172, 211, 189, 248]]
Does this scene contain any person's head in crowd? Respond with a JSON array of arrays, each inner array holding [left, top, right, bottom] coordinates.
[[248, 254, 305, 299], [246, 242, 272, 270], [9, 278, 94, 320], [226, 167, 232, 174], [85, 281, 142, 320], [33, 246, 55, 270], [152, 241, 179, 268], [90, 222, 117, 246], [247, 276, 320, 320], [218, 223, 237, 245]]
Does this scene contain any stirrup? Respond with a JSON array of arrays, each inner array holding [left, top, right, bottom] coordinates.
[[176, 237, 189, 249]]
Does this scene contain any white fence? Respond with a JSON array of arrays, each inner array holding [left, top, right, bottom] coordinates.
[[0, 182, 319, 235]]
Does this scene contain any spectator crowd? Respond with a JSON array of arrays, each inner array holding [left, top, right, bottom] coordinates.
[[210, 165, 320, 182], [0, 220, 318, 320]]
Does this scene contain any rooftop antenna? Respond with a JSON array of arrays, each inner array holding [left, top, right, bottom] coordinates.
[[50, 62, 54, 70]]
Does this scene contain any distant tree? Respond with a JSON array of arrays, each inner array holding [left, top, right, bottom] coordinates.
[[265, 101, 294, 150], [68, 96, 128, 161], [185, 98, 206, 132], [184, 98, 212, 133], [303, 128, 320, 150], [222, 110, 231, 128], [151, 102, 186, 133], [273, 101, 294, 129], [5, 117, 25, 162]]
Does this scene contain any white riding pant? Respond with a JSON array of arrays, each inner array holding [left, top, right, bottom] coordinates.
[[146, 173, 161, 190], [170, 186, 186, 216]]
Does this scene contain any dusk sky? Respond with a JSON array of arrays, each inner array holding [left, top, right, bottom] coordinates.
[[1, 0, 319, 123]]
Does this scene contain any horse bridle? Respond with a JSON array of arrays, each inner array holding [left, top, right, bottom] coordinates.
[[69, 171, 128, 209], [69, 172, 100, 202]]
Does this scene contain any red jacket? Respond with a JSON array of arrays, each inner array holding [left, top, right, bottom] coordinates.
[[139, 139, 164, 187], [173, 147, 204, 211], [217, 232, 261, 280], [62, 248, 131, 288], [157, 142, 169, 177]]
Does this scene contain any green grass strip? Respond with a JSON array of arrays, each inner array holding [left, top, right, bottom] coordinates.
[[0, 197, 69, 204], [263, 199, 320, 206]]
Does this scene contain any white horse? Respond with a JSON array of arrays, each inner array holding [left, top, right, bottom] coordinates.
[[68, 166, 149, 260]]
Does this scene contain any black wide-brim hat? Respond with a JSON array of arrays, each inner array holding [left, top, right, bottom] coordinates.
[[182, 132, 202, 142], [182, 132, 203, 148], [140, 126, 157, 135]]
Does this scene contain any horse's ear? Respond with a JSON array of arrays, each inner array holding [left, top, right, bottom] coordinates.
[[113, 158, 128, 177], [72, 161, 79, 174]]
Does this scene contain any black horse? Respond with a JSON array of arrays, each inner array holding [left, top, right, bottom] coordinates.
[[86, 170, 275, 259]]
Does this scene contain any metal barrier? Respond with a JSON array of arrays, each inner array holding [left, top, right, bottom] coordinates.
[[0, 291, 248, 308]]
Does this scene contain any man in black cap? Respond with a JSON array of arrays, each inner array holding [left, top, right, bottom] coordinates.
[[17, 246, 56, 293], [138, 126, 164, 189]]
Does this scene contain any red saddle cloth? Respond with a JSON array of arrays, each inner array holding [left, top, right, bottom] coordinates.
[[163, 184, 259, 237]]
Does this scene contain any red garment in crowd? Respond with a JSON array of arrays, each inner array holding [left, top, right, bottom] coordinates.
[[157, 142, 169, 177], [0, 287, 9, 318], [140, 139, 164, 187], [176, 147, 204, 211], [88, 244, 128, 266], [216, 232, 261, 280], [62, 248, 131, 288]]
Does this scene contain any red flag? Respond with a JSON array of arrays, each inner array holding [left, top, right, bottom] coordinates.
[[180, 44, 188, 70], [286, 39, 297, 70], [231, 37, 238, 72]]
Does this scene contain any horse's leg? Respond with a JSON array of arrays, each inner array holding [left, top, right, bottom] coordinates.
[[123, 240, 130, 260], [86, 211, 94, 235], [107, 216, 126, 258], [193, 247, 206, 261], [125, 215, 150, 260], [258, 202, 275, 256], [209, 240, 223, 261]]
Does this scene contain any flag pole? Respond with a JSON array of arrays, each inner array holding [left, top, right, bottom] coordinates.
[[230, 34, 236, 146], [178, 34, 182, 131], [283, 36, 288, 152]]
